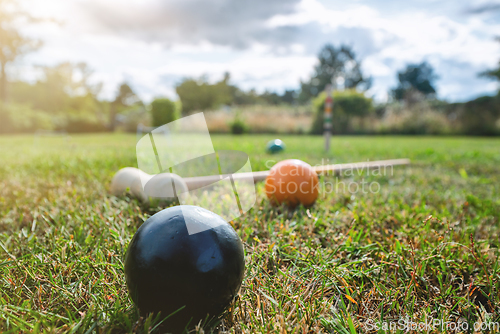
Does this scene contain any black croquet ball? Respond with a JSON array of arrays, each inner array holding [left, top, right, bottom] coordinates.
[[124, 205, 245, 332]]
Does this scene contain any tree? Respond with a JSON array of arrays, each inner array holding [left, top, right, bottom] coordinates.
[[0, 0, 42, 101], [175, 78, 218, 114], [110, 82, 141, 130], [299, 44, 372, 102], [8, 62, 103, 115], [35, 62, 101, 112], [481, 66, 500, 82], [260, 91, 282, 105], [281, 90, 297, 104], [175, 73, 237, 114], [479, 37, 500, 83], [176, 72, 300, 110], [392, 62, 437, 101]]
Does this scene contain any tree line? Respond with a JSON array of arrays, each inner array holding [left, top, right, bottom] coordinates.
[[175, 44, 442, 111], [0, 0, 499, 135]]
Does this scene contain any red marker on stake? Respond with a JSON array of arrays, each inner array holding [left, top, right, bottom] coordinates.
[[324, 84, 333, 151]]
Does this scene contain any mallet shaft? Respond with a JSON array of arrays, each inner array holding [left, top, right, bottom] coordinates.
[[182, 158, 410, 190]]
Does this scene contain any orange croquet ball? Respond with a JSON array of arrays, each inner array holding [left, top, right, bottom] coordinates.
[[265, 159, 319, 207]]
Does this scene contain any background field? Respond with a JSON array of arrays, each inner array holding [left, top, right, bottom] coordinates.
[[0, 134, 499, 333]]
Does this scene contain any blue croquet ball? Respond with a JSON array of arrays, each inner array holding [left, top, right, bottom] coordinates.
[[124, 205, 245, 332], [266, 139, 286, 154]]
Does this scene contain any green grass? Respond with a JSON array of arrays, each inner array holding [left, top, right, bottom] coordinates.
[[0, 133, 499, 333]]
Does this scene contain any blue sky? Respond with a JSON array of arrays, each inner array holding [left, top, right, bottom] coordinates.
[[17, 0, 500, 102]]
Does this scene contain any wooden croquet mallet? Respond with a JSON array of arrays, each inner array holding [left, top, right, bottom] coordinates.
[[182, 158, 410, 190]]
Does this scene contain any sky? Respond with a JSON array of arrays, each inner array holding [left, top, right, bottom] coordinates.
[[14, 0, 500, 103]]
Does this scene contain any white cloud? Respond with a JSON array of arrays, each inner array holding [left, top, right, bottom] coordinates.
[[265, 0, 500, 100], [15, 0, 500, 103]]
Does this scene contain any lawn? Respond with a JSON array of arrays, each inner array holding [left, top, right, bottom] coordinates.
[[0, 133, 499, 333]]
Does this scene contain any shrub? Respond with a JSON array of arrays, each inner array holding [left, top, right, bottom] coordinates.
[[118, 106, 150, 133], [150, 98, 178, 127], [0, 102, 54, 134], [311, 89, 374, 134], [458, 95, 500, 136], [229, 118, 248, 134], [61, 113, 107, 133]]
